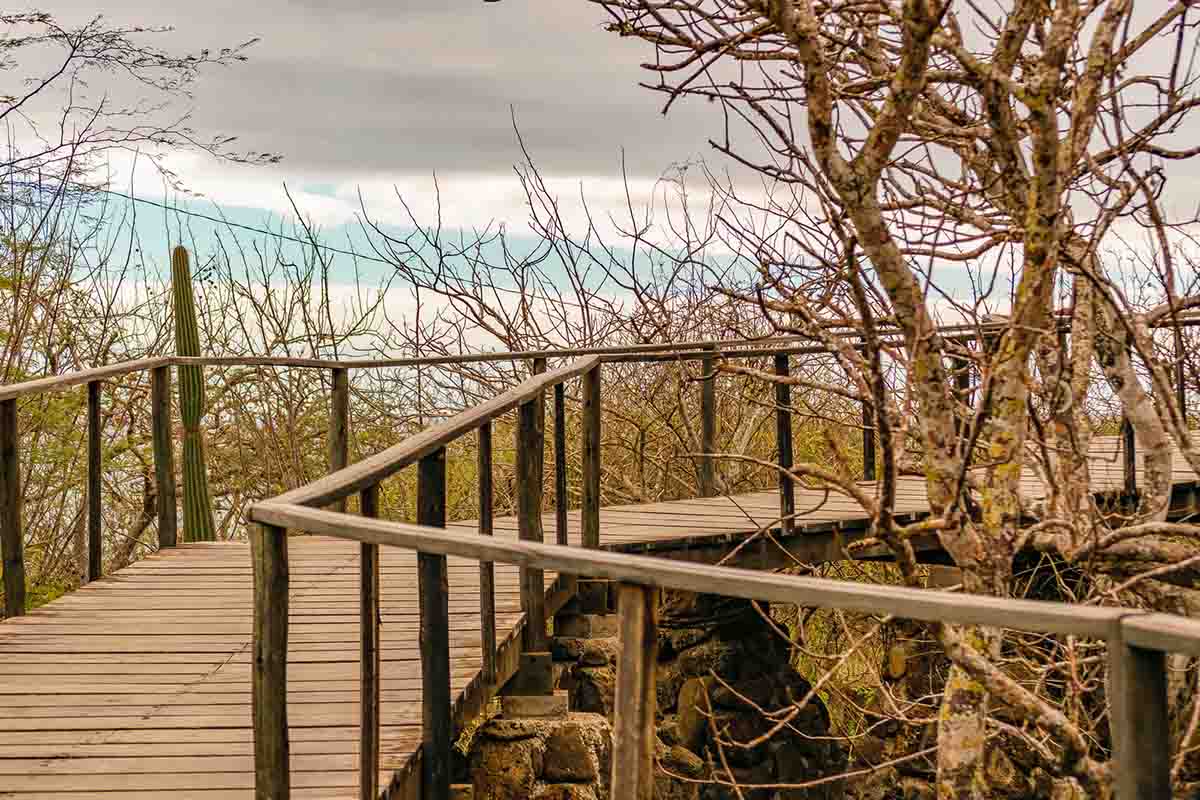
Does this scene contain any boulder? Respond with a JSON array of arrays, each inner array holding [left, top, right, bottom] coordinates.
[[543, 723, 599, 783]]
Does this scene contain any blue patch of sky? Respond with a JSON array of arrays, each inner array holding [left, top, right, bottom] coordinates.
[[81, 191, 1000, 314]]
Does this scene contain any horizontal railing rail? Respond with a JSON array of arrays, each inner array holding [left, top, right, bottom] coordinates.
[[3, 312, 1196, 617], [246, 499, 1194, 800], [249, 502, 1130, 639], [6, 316, 1198, 796], [271, 355, 602, 508]]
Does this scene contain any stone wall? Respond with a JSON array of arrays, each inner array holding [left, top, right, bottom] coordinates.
[[553, 589, 847, 799], [468, 713, 613, 800]]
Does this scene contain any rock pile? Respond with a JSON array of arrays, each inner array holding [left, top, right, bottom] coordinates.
[[557, 590, 847, 799]]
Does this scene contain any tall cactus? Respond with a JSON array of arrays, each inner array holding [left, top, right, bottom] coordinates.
[[171, 246, 217, 542]]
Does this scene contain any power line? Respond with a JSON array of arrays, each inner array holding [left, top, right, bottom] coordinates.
[[9, 167, 612, 311]]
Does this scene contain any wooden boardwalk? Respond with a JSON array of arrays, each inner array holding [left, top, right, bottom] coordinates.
[[0, 437, 1197, 797]]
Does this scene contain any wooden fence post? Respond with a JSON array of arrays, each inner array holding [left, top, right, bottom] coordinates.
[[773, 354, 794, 535], [87, 380, 103, 582], [151, 366, 178, 549], [700, 345, 717, 497], [517, 386, 547, 652], [0, 398, 24, 618], [329, 367, 350, 513], [478, 422, 497, 684], [858, 344, 877, 483], [862, 399, 876, 483], [1122, 343, 1138, 499], [952, 353, 971, 441], [611, 583, 659, 800], [554, 382, 568, 547], [582, 364, 601, 550], [359, 483, 380, 800], [1109, 625, 1169, 799], [252, 523, 290, 800], [1175, 324, 1188, 429], [1121, 416, 1137, 498], [418, 448, 451, 800]]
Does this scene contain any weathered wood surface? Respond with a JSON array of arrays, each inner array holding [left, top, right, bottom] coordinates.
[[359, 485, 381, 800], [611, 583, 658, 800], [0, 434, 1195, 797], [0, 535, 552, 798], [1, 397, 25, 618], [87, 380, 103, 583], [151, 365, 178, 549]]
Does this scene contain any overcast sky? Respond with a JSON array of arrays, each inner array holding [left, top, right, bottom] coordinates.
[[46, 1, 726, 231]]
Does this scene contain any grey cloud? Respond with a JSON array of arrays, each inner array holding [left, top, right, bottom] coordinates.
[[46, 1, 718, 179]]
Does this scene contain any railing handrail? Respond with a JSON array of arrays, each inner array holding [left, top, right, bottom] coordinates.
[[235, 325, 1200, 799], [246, 496, 1197, 799], [270, 355, 603, 508], [6, 309, 1200, 403], [0, 356, 174, 402], [248, 500, 1149, 643]]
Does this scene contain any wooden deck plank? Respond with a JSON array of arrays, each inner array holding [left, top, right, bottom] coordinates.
[[0, 434, 1191, 798]]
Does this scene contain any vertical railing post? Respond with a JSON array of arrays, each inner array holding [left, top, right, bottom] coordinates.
[[151, 365, 178, 549], [478, 423, 497, 684], [1121, 342, 1138, 499], [329, 367, 350, 513], [517, 377, 547, 653], [1175, 323, 1188, 430], [417, 448, 451, 800], [773, 354, 794, 535], [251, 523, 290, 799], [1109, 626, 1169, 799], [581, 364, 602, 550], [0, 398, 24, 618], [699, 345, 718, 497], [554, 382, 568, 547], [611, 582, 658, 800], [1121, 416, 1137, 498], [859, 344, 876, 482], [87, 380, 102, 582], [952, 351, 971, 440], [861, 399, 876, 483], [359, 484, 380, 800]]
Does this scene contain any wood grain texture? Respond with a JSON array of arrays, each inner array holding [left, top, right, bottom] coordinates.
[[1109, 634, 1170, 799], [773, 354, 794, 535], [0, 357, 172, 402], [0, 397, 24, 617], [581, 364, 601, 550], [252, 525, 290, 800], [3, 430, 1199, 797], [611, 583, 657, 800], [87, 380, 103, 583], [328, 368, 350, 514], [699, 345, 717, 498], [358, 485, 380, 800], [554, 382, 568, 547], [417, 450, 451, 800], [516, 392, 546, 654], [151, 366, 178, 549], [477, 423, 497, 684]]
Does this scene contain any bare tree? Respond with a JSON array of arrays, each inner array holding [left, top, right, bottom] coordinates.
[[571, 1, 1200, 797]]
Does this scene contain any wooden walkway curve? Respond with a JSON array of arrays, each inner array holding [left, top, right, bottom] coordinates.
[[0, 437, 1196, 797], [2, 321, 1200, 798]]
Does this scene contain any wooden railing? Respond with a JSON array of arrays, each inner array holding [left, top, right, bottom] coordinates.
[[3, 325, 1200, 799], [3, 318, 1199, 619], [246, 497, 1197, 800], [0, 328, 924, 619], [238, 344, 1199, 799]]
